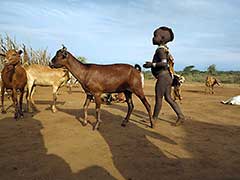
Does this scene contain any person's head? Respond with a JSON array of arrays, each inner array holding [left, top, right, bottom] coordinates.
[[152, 26, 174, 45]]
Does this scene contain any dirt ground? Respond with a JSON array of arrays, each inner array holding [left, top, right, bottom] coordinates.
[[0, 80, 240, 180]]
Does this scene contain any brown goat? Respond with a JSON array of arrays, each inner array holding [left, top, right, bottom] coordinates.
[[0, 49, 27, 119], [205, 76, 220, 94], [50, 47, 153, 130]]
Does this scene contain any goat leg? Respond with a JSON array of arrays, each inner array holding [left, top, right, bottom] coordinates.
[[26, 83, 35, 112], [82, 94, 92, 126], [93, 95, 102, 130], [135, 90, 154, 128], [1, 86, 6, 113], [121, 91, 133, 127], [52, 86, 60, 113], [141, 97, 154, 128], [19, 89, 24, 118], [52, 93, 57, 113], [12, 89, 20, 120]]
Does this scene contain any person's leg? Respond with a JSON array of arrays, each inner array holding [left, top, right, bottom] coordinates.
[[164, 74, 185, 125], [153, 76, 165, 120]]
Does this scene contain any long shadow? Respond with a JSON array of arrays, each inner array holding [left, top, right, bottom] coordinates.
[[57, 106, 240, 180], [0, 117, 72, 180], [24, 100, 66, 117], [34, 100, 66, 105], [68, 90, 85, 94], [184, 89, 205, 94], [109, 103, 149, 119], [75, 165, 117, 180], [57, 107, 187, 179], [107, 103, 175, 125], [2, 104, 239, 179], [0, 116, 118, 180]]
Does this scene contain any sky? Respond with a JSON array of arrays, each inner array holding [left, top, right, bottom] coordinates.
[[0, 0, 240, 71]]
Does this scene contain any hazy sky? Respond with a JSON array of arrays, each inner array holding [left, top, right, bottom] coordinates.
[[0, 0, 239, 71]]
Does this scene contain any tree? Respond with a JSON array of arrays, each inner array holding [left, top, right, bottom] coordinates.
[[182, 65, 195, 75], [207, 64, 217, 75], [77, 56, 87, 63]]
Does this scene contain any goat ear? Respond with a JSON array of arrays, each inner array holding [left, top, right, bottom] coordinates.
[[18, 50, 23, 55], [0, 53, 6, 58], [62, 51, 68, 58]]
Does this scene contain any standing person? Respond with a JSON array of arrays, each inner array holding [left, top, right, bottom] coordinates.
[[143, 26, 185, 126]]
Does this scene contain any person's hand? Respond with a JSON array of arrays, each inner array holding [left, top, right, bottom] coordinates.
[[143, 61, 152, 68]]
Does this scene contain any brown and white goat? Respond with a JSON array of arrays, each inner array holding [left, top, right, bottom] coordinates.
[[0, 49, 27, 119], [172, 74, 185, 102], [24, 64, 70, 112], [205, 76, 220, 94], [50, 47, 153, 130]]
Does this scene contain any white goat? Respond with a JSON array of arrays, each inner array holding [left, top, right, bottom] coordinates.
[[221, 95, 240, 105], [24, 64, 70, 112]]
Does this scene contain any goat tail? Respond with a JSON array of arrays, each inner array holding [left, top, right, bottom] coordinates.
[[134, 64, 144, 88], [134, 64, 142, 72]]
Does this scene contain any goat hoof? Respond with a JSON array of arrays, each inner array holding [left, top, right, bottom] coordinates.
[[150, 118, 158, 128], [150, 123, 155, 129], [52, 108, 57, 113], [175, 118, 184, 126], [27, 108, 33, 113], [1, 110, 6, 114], [93, 123, 100, 130], [82, 121, 88, 126]]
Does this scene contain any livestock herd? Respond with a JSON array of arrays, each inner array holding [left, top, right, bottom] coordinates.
[[0, 47, 238, 129]]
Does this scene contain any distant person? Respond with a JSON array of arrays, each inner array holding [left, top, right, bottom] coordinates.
[[143, 26, 185, 126]]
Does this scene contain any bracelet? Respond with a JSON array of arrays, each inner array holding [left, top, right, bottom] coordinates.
[[161, 59, 167, 63], [152, 63, 156, 67]]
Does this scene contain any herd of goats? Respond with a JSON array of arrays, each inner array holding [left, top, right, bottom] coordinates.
[[0, 46, 237, 130]]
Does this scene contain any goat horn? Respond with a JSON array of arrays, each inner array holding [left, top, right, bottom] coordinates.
[[62, 44, 67, 51]]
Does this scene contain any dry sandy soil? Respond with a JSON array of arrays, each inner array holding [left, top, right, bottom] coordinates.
[[0, 80, 240, 180]]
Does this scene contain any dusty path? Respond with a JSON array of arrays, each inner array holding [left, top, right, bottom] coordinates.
[[0, 80, 240, 180]]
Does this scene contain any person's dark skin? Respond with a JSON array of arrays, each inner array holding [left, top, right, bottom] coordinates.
[[143, 26, 185, 126]]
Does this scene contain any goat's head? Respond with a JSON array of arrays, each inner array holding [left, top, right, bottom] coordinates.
[[179, 75, 185, 84], [152, 26, 174, 45], [50, 46, 69, 68], [0, 49, 23, 65], [173, 74, 185, 87], [214, 79, 220, 86]]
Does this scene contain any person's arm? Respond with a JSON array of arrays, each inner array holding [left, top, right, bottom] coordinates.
[[143, 48, 168, 68]]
